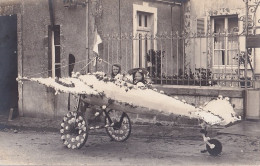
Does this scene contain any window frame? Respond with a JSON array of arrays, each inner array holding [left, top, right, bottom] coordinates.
[[49, 25, 61, 78], [212, 15, 239, 68], [133, 3, 157, 68]]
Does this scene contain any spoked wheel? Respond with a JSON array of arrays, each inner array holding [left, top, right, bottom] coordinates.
[[60, 111, 88, 149], [105, 109, 131, 142], [206, 139, 222, 156]]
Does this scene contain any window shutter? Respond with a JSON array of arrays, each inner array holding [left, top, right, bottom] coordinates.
[[197, 18, 205, 35]]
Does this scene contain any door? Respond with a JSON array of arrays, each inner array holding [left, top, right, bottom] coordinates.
[[0, 15, 18, 116]]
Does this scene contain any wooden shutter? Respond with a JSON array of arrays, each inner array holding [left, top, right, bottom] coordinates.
[[197, 18, 205, 35]]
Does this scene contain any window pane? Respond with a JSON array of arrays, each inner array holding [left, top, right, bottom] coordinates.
[[139, 14, 142, 27], [214, 37, 225, 49], [54, 25, 60, 45], [228, 37, 238, 48], [55, 46, 60, 63], [214, 50, 225, 65], [228, 16, 238, 33], [227, 38, 238, 65], [214, 18, 224, 33], [227, 50, 237, 65], [145, 15, 147, 27], [139, 34, 142, 67], [55, 64, 61, 78]]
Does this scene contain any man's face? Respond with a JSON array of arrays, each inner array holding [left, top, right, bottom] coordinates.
[[112, 66, 120, 75]]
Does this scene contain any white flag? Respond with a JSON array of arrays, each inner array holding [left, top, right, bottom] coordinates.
[[93, 28, 102, 55]]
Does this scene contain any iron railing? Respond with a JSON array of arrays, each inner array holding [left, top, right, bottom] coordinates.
[[96, 31, 254, 88]]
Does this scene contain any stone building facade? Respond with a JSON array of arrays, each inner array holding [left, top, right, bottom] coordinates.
[[0, 0, 183, 119]]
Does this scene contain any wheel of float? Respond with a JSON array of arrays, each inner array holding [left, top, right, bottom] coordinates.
[[105, 109, 131, 142], [60, 111, 88, 149], [206, 139, 222, 156]]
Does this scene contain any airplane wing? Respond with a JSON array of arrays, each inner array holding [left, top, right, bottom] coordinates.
[[17, 72, 241, 126]]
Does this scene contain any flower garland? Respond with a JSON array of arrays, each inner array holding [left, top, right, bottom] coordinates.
[[17, 72, 240, 126], [92, 72, 160, 92]]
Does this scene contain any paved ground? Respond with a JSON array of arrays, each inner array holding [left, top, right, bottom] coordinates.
[[0, 118, 260, 166], [218, 120, 260, 137]]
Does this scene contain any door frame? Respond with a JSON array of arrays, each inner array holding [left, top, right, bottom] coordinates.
[[0, 4, 23, 116]]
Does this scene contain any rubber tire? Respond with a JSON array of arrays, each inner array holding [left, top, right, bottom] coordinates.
[[206, 139, 222, 156], [60, 111, 88, 149], [105, 110, 131, 142]]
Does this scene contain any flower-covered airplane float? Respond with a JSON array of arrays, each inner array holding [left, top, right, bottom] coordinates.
[[17, 66, 241, 156]]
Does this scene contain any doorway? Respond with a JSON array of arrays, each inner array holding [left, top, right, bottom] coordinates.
[[0, 15, 18, 116]]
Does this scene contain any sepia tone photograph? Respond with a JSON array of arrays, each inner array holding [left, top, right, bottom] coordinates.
[[0, 0, 260, 165]]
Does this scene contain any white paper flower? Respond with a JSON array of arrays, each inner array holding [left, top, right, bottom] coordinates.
[[136, 82, 145, 88], [95, 112, 100, 116], [225, 97, 230, 101], [71, 118, 76, 123], [61, 123, 65, 127]]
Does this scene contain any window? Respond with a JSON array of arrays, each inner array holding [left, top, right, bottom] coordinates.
[[136, 12, 152, 68], [54, 25, 61, 77], [48, 25, 61, 78], [133, 3, 157, 68], [212, 16, 238, 66]]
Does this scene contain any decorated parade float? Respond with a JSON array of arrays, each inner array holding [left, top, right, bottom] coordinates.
[[17, 69, 241, 156]]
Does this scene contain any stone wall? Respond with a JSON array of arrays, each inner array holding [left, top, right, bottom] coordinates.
[[154, 85, 244, 117], [20, 0, 87, 119]]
